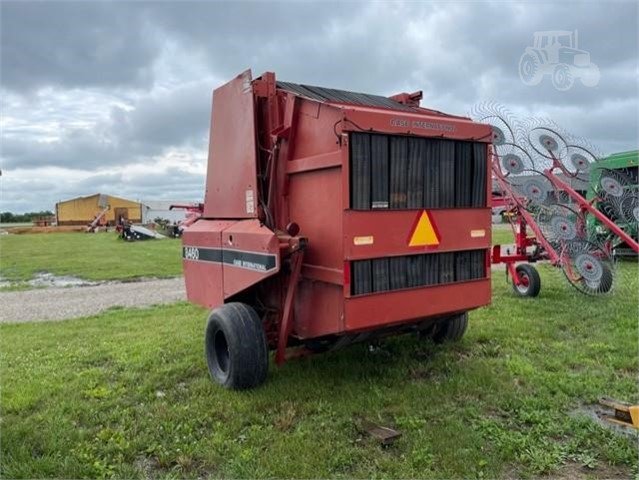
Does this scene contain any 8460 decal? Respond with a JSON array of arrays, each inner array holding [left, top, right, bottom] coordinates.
[[182, 246, 277, 273]]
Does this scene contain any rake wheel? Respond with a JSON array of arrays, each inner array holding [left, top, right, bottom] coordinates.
[[561, 240, 614, 295]]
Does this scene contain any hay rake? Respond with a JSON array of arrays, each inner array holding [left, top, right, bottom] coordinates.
[[471, 103, 638, 297]]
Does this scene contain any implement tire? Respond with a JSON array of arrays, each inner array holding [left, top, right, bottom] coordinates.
[[512, 264, 541, 297], [204, 302, 268, 390], [432, 312, 468, 344]]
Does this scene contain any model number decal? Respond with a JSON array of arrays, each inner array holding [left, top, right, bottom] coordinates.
[[182, 246, 277, 273], [184, 246, 199, 260], [390, 118, 456, 132]]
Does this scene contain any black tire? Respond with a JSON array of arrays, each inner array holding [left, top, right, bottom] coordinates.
[[204, 302, 268, 390], [512, 264, 541, 297], [432, 312, 468, 344]]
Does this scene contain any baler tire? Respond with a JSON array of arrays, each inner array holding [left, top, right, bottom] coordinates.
[[432, 312, 468, 344], [512, 264, 541, 297], [204, 302, 268, 390]]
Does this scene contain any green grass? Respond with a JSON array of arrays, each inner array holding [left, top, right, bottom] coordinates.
[[0, 233, 182, 283], [2, 264, 637, 478], [492, 224, 515, 246]]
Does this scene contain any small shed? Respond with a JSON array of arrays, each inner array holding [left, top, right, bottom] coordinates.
[[56, 193, 142, 226], [141, 201, 197, 224]]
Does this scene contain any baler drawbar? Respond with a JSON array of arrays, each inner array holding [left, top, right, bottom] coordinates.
[[182, 70, 493, 389]]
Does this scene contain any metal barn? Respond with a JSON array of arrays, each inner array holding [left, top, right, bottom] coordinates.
[[55, 193, 142, 226]]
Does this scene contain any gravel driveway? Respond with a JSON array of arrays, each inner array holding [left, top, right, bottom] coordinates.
[[0, 277, 186, 324]]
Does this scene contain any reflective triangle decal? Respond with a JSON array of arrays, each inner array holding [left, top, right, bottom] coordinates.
[[408, 210, 440, 247]]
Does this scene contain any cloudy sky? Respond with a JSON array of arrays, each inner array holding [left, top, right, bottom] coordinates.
[[1, 1, 637, 213]]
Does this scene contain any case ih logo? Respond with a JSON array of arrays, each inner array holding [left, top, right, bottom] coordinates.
[[390, 118, 456, 132]]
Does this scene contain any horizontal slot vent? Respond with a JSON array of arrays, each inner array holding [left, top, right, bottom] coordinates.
[[350, 133, 487, 210], [351, 249, 486, 296]]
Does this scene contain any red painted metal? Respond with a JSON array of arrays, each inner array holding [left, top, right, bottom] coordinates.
[[276, 250, 304, 365], [182, 219, 235, 307], [170, 203, 203, 230], [344, 279, 490, 331], [183, 70, 493, 363], [343, 209, 491, 262], [203, 70, 259, 219], [221, 220, 280, 298]]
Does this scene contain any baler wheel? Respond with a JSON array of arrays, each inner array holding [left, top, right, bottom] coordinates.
[[432, 312, 468, 343], [204, 302, 268, 390], [512, 264, 541, 297]]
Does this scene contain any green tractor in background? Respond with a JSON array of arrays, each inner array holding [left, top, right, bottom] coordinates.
[[587, 150, 638, 257]]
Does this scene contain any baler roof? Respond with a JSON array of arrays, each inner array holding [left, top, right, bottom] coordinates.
[[276, 81, 416, 112]]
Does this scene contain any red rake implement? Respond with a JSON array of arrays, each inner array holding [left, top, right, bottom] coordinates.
[[472, 103, 638, 297]]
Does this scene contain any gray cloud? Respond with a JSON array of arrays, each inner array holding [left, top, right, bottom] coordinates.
[[0, 0, 637, 212], [0, 1, 158, 92]]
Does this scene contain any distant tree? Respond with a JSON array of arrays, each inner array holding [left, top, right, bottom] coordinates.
[[0, 210, 55, 223], [0, 212, 15, 223]]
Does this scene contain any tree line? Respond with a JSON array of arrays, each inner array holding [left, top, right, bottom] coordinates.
[[0, 211, 55, 223]]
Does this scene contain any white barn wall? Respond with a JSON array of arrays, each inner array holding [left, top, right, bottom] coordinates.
[[141, 201, 196, 224]]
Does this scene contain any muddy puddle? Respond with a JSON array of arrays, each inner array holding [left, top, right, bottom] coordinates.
[[571, 404, 638, 438], [0, 272, 101, 289]]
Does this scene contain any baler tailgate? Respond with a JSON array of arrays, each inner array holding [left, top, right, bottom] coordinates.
[[350, 133, 488, 211]]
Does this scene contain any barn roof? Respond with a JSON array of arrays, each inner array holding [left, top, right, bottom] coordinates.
[[57, 193, 140, 206]]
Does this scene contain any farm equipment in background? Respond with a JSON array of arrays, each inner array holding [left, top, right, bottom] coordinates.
[[472, 104, 639, 297], [168, 203, 203, 237], [119, 223, 166, 241], [86, 205, 110, 233], [587, 150, 638, 257], [182, 70, 493, 389]]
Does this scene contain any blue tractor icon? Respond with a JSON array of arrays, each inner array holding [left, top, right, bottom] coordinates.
[[519, 30, 600, 91]]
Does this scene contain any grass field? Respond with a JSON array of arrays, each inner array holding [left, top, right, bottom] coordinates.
[[2, 262, 637, 478], [492, 224, 515, 246], [0, 232, 182, 284]]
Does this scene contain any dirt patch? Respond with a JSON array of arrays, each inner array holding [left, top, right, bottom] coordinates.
[[554, 460, 631, 479], [0, 277, 186, 323]]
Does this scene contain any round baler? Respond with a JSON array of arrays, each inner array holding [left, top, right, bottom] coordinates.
[[182, 70, 493, 389]]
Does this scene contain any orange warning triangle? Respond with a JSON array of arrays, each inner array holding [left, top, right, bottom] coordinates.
[[408, 210, 440, 247]]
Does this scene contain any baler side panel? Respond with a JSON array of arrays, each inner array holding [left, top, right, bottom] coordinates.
[[182, 220, 236, 308], [221, 220, 280, 299], [204, 70, 259, 219], [295, 280, 343, 338], [286, 101, 346, 338]]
